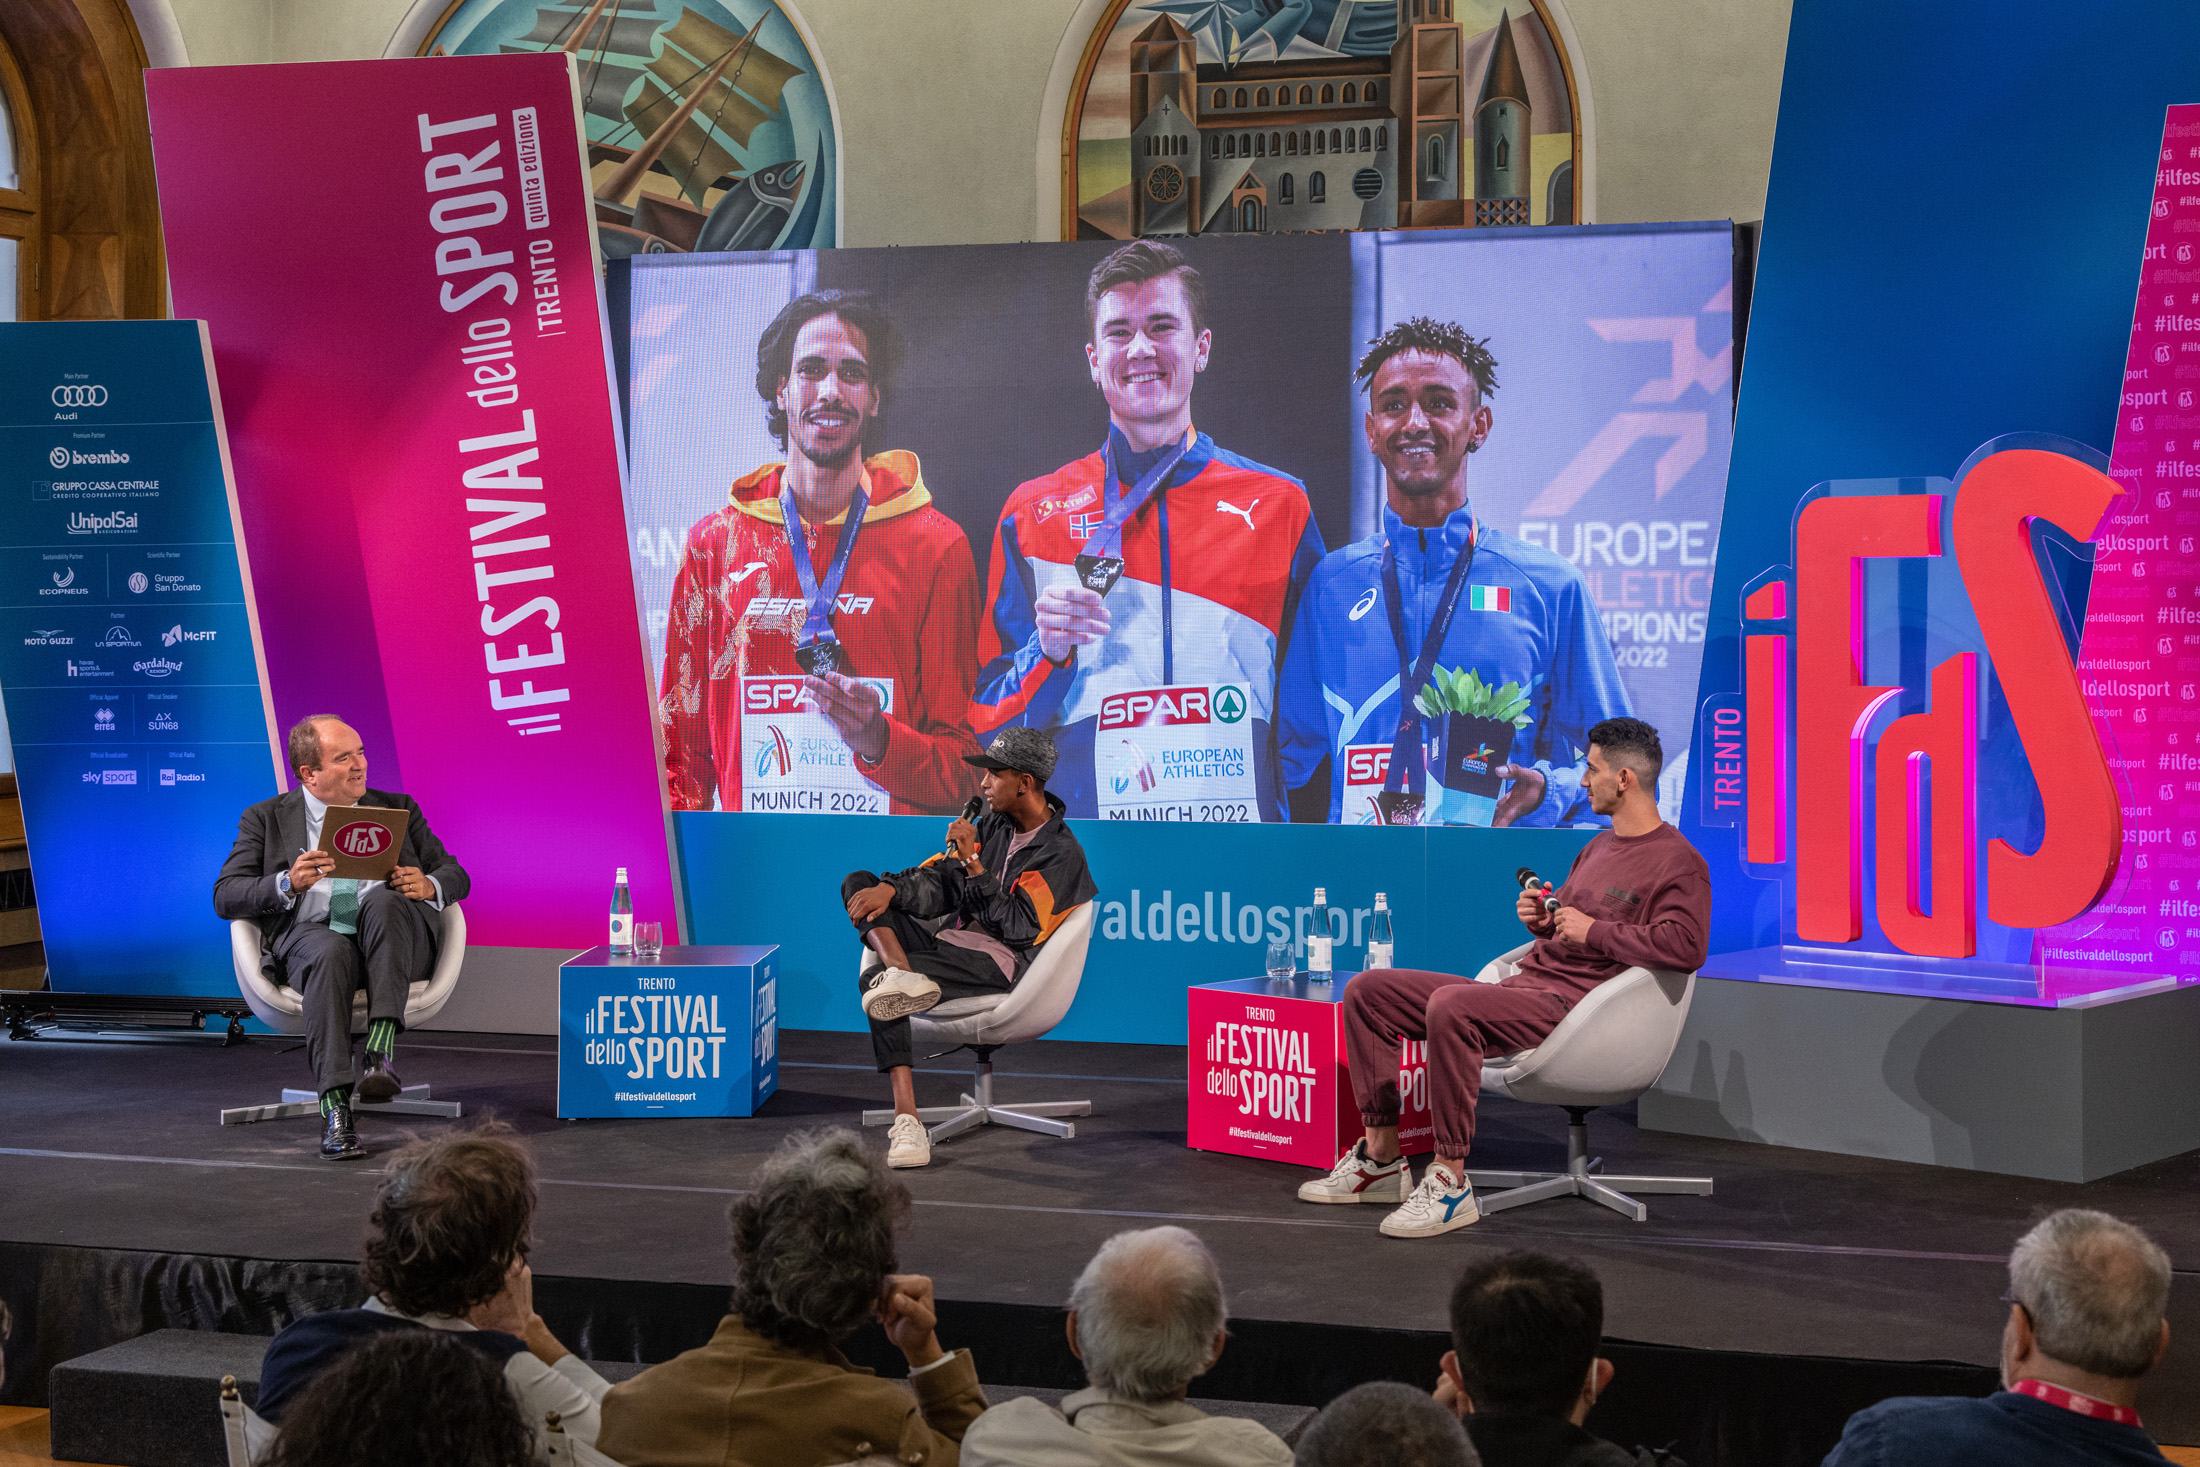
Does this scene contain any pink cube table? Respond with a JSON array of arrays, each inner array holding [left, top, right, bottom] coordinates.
[[1187, 974, 1434, 1168]]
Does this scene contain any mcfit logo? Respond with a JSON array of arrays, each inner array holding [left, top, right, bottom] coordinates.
[[1742, 449, 2122, 959]]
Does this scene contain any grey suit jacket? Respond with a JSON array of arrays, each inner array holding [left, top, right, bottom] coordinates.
[[212, 786, 470, 984]]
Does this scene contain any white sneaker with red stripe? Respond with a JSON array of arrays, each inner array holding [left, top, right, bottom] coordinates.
[[1297, 1140, 1410, 1204]]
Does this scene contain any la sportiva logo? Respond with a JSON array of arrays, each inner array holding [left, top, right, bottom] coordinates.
[[1740, 447, 2122, 958]]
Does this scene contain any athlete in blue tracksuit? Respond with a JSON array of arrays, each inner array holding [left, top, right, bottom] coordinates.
[[1278, 318, 1632, 825]]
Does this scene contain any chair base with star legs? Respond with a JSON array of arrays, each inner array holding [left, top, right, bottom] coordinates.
[[216, 905, 466, 1126]]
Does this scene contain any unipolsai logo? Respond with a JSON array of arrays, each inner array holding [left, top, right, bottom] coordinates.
[[66, 510, 136, 534], [331, 820, 391, 859]]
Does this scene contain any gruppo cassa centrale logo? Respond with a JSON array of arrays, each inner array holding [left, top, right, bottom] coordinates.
[[330, 819, 392, 859], [51, 384, 107, 407]]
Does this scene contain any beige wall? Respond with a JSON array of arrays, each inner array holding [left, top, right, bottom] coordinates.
[[160, 0, 1792, 240]]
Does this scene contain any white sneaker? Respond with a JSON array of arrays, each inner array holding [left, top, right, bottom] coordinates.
[[1378, 1162, 1480, 1238], [1297, 1140, 1410, 1204], [862, 966, 942, 1021], [886, 1113, 931, 1168]]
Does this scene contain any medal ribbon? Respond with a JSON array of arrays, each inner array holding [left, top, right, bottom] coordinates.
[[1090, 428, 1194, 562], [1380, 515, 1479, 793], [779, 479, 870, 653]]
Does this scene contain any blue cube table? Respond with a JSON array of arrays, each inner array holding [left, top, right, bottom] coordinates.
[[558, 944, 779, 1118]]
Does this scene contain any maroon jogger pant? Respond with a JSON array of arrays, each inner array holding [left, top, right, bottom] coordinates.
[[1341, 969, 1570, 1158]]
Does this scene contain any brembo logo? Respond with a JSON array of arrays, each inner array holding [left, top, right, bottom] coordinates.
[[52, 385, 107, 407], [330, 820, 392, 858], [54, 449, 130, 467], [1742, 449, 2123, 958]]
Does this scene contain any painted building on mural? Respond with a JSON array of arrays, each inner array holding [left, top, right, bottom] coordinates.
[[1127, 2, 1556, 236]]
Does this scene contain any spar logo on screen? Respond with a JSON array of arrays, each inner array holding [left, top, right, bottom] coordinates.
[[1100, 685, 1244, 729], [744, 679, 810, 716], [331, 819, 392, 859]]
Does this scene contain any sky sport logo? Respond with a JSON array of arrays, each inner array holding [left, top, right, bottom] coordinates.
[[331, 820, 392, 858]]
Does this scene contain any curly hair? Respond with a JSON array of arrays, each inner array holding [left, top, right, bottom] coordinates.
[[1587, 716, 1665, 787], [261, 1330, 534, 1467], [1355, 317, 1499, 400], [753, 289, 902, 450], [359, 1125, 536, 1320], [729, 1127, 909, 1349]]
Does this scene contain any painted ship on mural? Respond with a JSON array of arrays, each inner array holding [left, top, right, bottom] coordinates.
[[1078, 0, 1577, 239], [424, 0, 836, 253]]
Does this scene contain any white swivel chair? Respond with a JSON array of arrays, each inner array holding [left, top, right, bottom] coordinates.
[[218, 904, 467, 1125], [860, 902, 1096, 1146], [1462, 941, 1712, 1221]]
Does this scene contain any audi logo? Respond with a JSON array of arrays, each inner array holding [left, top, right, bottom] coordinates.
[[52, 385, 108, 407]]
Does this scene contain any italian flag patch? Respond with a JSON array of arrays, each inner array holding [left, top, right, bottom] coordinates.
[[1468, 585, 1512, 612]]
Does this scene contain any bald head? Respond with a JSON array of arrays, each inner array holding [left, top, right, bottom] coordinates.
[[1067, 1226, 1226, 1402], [2010, 1209, 2171, 1379]]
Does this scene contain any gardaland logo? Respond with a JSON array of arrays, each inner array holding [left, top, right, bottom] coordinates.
[[51, 385, 107, 407], [161, 625, 214, 646], [330, 819, 392, 859], [133, 658, 182, 678], [68, 510, 137, 534]]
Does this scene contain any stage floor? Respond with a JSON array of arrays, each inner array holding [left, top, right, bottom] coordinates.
[[2, 1026, 2197, 1442]]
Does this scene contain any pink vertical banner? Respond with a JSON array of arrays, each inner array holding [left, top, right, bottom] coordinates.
[[2047, 102, 2200, 988], [148, 56, 678, 948]]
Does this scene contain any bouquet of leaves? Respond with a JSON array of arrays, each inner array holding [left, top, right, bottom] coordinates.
[[1413, 666, 1533, 727]]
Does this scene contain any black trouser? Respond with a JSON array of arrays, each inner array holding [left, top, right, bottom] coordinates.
[[271, 884, 441, 1092], [843, 870, 1015, 1072]]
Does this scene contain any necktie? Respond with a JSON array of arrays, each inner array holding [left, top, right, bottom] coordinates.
[[328, 878, 362, 936]]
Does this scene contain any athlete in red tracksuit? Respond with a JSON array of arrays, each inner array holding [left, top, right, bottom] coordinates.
[[658, 290, 982, 815], [970, 242, 1323, 819], [660, 451, 982, 814]]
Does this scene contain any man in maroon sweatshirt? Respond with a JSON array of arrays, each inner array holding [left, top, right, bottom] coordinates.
[[1298, 717, 1711, 1238]]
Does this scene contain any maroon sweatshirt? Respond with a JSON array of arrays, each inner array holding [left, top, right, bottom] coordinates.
[[1509, 821, 1712, 1003]]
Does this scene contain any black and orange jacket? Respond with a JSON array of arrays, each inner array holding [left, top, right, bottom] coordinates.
[[883, 792, 1096, 976]]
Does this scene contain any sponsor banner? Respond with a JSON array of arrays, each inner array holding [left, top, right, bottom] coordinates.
[[149, 56, 678, 948], [1095, 683, 1257, 822], [0, 320, 284, 995], [739, 674, 894, 815], [679, 811, 1591, 1042]]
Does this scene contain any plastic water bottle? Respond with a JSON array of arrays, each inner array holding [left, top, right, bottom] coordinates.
[[609, 867, 633, 956], [1307, 887, 1333, 978], [1368, 893, 1394, 970]]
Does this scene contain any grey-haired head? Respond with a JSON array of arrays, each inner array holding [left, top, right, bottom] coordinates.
[[963, 726, 1058, 785]]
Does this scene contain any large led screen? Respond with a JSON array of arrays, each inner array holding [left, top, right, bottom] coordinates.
[[620, 224, 1734, 830]]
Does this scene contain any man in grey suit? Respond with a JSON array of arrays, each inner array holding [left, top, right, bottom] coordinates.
[[214, 714, 469, 1160]]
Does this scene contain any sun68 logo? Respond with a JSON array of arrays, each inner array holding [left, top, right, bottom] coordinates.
[[332, 821, 391, 858], [1099, 686, 1212, 730]]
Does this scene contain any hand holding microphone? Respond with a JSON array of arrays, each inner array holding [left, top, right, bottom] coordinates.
[[946, 795, 983, 866], [1515, 867, 1560, 935], [1516, 867, 1560, 912]]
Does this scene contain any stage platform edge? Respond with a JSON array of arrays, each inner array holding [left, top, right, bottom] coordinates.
[[1641, 974, 2200, 1182]]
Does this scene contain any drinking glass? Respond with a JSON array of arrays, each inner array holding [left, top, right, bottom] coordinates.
[[1265, 938, 1294, 979], [634, 921, 664, 959]]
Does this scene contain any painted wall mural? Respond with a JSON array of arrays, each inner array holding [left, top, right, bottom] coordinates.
[[416, 0, 837, 254], [1064, 0, 1580, 241]]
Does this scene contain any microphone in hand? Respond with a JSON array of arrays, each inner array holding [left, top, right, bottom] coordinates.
[[1515, 866, 1560, 913], [947, 796, 982, 859]]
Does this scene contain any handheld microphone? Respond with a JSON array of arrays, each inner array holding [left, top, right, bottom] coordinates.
[[1515, 866, 1561, 913], [948, 796, 982, 860]]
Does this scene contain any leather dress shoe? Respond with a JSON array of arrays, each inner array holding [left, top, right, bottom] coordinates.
[[358, 1052, 403, 1104], [321, 1100, 365, 1161]]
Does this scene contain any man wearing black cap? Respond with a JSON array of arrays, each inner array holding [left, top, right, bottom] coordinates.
[[843, 727, 1097, 1168]]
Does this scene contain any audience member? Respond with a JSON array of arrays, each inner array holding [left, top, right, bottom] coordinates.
[[1295, 1381, 1479, 1467], [1437, 1251, 1681, 1467], [260, 1329, 535, 1467], [597, 1127, 986, 1467], [1822, 1208, 2173, 1465], [255, 1126, 606, 1462], [962, 1226, 1291, 1466]]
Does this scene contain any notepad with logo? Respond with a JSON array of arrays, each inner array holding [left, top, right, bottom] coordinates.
[[318, 805, 408, 880]]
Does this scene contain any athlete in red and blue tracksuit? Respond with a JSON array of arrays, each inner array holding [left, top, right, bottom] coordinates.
[[1278, 502, 1633, 824], [971, 426, 1324, 819]]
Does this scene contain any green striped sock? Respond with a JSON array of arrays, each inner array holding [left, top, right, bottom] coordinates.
[[319, 1085, 352, 1116], [365, 1019, 397, 1058]]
